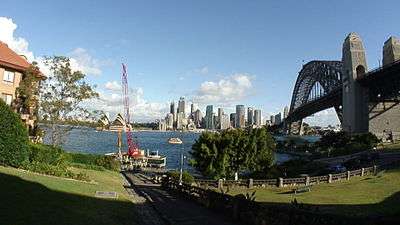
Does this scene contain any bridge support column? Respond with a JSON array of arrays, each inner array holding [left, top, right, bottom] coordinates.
[[342, 32, 369, 134]]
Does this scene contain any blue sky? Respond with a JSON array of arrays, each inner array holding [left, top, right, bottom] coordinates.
[[1, 0, 399, 124]]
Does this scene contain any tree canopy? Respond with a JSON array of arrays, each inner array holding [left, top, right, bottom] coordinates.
[[40, 56, 99, 146], [190, 127, 276, 179]]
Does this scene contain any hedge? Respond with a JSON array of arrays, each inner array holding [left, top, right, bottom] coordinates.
[[0, 99, 29, 167]]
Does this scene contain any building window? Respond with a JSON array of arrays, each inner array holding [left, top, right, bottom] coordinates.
[[1, 93, 13, 105], [3, 70, 15, 83]]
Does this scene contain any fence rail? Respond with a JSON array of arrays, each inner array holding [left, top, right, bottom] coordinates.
[[194, 165, 378, 189]]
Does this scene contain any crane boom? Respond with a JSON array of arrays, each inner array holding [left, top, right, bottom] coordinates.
[[122, 63, 140, 157]]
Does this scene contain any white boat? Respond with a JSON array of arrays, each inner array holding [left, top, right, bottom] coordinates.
[[168, 137, 182, 144]]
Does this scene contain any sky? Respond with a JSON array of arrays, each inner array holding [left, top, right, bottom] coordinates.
[[0, 0, 398, 125]]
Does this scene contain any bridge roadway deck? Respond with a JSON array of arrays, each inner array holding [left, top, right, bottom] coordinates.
[[124, 172, 239, 225]]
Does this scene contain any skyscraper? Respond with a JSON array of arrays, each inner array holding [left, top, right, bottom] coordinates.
[[190, 103, 195, 115], [275, 112, 282, 125], [283, 106, 289, 119], [254, 109, 262, 127], [220, 114, 230, 130], [165, 113, 174, 130], [230, 113, 236, 128], [193, 109, 203, 128], [178, 97, 185, 116], [235, 105, 245, 128], [270, 115, 275, 125], [170, 101, 176, 124], [205, 105, 214, 130], [176, 112, 186, 130], [247, 107, 254, 126], [217, 108, 224, 129]]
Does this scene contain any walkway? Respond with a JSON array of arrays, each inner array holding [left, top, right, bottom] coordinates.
[[124, 172, 239, 225]]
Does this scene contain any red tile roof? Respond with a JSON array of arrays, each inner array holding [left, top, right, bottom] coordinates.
[[0, 41, 45, 78]]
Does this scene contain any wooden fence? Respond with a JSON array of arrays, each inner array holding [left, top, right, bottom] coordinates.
[[194, 165, 378, 189]]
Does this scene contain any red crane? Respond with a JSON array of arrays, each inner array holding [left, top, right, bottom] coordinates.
[[122, 63, 140, 157]]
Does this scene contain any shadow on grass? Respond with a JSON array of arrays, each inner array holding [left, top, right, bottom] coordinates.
[[0, 173, 141, 225], [255, 191, 400, 225]]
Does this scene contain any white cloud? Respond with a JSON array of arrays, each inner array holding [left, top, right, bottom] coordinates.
[[303, 108, 340, 126], [0, 17, 109, 77], [195, 66, 209, 75], [68, 48, 106, 75], [0, 17, 35, 62], [193, 73, 253, 105], [87, 86, 168, 122], [105, 81, 122, 92]]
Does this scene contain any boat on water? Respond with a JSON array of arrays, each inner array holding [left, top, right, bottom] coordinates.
[[168, 137, 182, 144]]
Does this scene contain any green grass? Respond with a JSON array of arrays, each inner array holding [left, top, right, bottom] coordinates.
[[228, 169, 400, 218], [377, 142, 400, 152], [0, 165, 140, 225]]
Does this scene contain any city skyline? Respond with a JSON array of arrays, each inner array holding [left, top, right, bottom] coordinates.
[[0, 1, 398, 126]]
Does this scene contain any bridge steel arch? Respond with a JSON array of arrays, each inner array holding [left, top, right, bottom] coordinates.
[[286, 60, 344, 132]]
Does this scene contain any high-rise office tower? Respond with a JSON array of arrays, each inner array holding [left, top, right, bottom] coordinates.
[[170, 101, 176, 124], [176, 112, 186, 130], [178, 97, 185, 116], [217, 108, 224, 129], [275, 112, 282, 125], [247, 107, 254, 126], [230, 113, 236, 128], [205, 105, 214, 130], [190, 103, 195, 114], [270, 115, 275, 125], [220, 114, 230, 130], [254, 109, 262, 126], [165, 113, 174, 130], [235, 105, 245, 128], [283, 106, 289, 119], [193, 109, 203, 128]]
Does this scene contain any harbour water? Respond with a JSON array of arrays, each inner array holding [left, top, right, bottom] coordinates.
[[43, 127, 304, 170]]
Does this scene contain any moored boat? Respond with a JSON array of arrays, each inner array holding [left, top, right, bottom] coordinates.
[[168, 137, 182, 144]]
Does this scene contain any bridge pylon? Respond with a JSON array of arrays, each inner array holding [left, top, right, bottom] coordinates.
[[341, 32, 369, 134]]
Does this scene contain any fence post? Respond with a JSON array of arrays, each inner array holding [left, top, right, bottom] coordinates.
[[361, 168, 365, 176], [305, 176, 310, 186], [373, 165, 377, 175], [278, 178, 283, 187], [218, 179, 223, 189], [248, 179, 253, 188], [346, 171, 351, 180], [328, 174, 332, 183]]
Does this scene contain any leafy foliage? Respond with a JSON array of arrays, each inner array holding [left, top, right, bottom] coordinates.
[[0, 99, 29, 167], [191, 127, 276, 179], [316, 131, 379, 157], [67, 152, 120, 171], [167, 170, 195, 184], [40, 56, 99, 146], [28, 143, 68, 167]]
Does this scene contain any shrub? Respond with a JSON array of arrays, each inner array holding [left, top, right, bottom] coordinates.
[[167, 170, 195, 184], [22, 161, 89, 181], [28, 143, 68, 167], [0, 100, 29, 167], [67, 152, 120, 171]]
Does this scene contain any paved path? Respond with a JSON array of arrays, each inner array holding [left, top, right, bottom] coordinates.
[[124, 172, 239, 225], [121, 174, 166, 225]]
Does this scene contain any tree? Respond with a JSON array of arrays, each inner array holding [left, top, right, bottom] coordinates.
[[190, 127, 276, 179], [14, 62, 42, 137], [40, 56, 99, 146], [0, 99, 29, 167]]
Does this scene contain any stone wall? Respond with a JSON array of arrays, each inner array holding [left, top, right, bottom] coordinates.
[[369, 102, 400, 141]]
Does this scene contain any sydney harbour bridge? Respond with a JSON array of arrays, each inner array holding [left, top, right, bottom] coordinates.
[[283, 33, 400, 140]]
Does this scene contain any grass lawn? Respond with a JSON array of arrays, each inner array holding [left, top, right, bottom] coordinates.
[[0, 166, 140, 225], [228, 169, 400, 218], [377, 142, 400, 152]]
